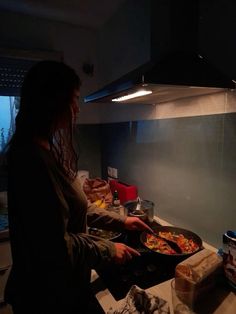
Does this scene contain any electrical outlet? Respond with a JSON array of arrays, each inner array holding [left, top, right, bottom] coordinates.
[[107, 166, 113, 177], [112, 168, 118, 179]]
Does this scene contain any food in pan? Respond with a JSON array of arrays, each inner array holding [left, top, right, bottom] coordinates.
[[159, 231, 199, 253], [144, 231, 199, 254], [144, 234, 177, 254]]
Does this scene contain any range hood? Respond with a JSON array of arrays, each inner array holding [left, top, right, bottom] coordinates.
[[84, 1, 235, 105]]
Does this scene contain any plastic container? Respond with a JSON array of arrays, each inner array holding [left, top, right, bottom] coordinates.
[[222, 230, 236, 289]]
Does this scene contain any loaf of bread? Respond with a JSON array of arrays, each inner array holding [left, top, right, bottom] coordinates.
[[175, 249, 223, 304], [176, 249, 222, 283]]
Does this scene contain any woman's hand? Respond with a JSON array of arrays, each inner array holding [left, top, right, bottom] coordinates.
[[113, 243, 140, 264], [124, 216, 153, 232]]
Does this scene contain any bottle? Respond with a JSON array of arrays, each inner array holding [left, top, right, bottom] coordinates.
[[112, 190, 120, 207], [111, 190, 125, 215]]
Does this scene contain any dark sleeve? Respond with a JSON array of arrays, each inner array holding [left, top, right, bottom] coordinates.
[[9, 151, 115, 271], [87, 201, 126, 232]]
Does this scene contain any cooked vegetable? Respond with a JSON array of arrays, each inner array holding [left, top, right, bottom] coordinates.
[[144, 231, 199, 254], [158, 231, 199, 253], [144, 233, 177, 254]]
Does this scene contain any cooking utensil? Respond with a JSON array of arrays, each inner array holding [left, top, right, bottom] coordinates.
[[124, 199, 154, 223], [135, 196, 142, 211], [149, 228, 182, 254], [129, 197, 147, 219], [140, 226, 203, 257]]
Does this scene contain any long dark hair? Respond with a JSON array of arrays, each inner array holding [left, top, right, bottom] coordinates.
[[7, 60, 81, 180]]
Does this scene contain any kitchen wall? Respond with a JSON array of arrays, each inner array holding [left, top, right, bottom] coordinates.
[[75, 124, 101, 178], [74, 90, 236, 249], [97, 91, 236, 249], [0, 9, 102, 124]]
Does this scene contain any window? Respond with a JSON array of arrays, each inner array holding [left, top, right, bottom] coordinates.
[[0, 96, 19, 151], [0, 56, 37, 152]]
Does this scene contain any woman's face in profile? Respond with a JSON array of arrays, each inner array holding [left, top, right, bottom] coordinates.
[[55, 89, 80, 130]]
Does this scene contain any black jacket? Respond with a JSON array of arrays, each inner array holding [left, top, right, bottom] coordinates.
[[5, 143, 124, 313]]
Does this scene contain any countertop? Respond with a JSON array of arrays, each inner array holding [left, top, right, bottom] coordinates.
[[91, 216, 236, 314]]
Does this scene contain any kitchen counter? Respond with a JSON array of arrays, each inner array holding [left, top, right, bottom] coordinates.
[[91, 216, 236, 314]]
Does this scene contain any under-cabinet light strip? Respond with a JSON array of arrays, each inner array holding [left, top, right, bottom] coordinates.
[[112, 90, 152, 102]]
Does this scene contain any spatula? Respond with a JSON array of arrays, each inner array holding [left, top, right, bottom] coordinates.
[[149, 229, 182, 254]]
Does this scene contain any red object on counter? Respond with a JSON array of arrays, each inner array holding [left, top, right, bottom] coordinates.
[[109, 180, 138, 205]]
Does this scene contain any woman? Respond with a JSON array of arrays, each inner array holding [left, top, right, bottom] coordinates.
[[5, 60, 150, 314]]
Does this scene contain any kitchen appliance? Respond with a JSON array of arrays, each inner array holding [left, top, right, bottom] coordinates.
[[84, 1, 235, 105], [96, 221, 202, 301], [109, 180, 137, 205]]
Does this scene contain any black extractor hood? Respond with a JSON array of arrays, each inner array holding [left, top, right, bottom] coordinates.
[[84, 0, 235, 105]]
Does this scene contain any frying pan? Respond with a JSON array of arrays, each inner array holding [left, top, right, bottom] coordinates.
[[140, 225, 203, 257]]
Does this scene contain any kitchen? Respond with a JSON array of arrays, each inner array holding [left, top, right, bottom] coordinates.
[[0, 0, 236, 313]]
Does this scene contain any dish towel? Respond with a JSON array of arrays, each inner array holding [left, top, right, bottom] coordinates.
[[107, 285, 170, 314]]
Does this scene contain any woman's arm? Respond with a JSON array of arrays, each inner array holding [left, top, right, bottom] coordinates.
[[8, 149, 116, 271], [87, 201, 126, 231], [87, 202, 152, 233]]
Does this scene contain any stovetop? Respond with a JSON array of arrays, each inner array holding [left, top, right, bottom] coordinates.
[[96, 221, 187, 301]]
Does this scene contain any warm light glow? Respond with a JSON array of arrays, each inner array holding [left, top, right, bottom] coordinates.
[[112, 90, 152, 102]]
